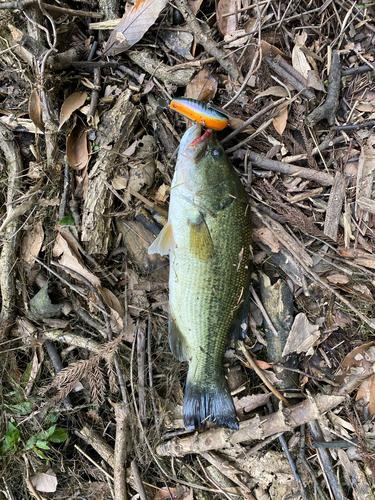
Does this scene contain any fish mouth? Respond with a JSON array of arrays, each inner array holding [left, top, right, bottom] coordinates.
[[189, 128, 213, 147]]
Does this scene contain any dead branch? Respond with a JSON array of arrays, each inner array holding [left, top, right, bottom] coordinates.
[[0, 124, 23, 339], [305, 51, 341, 127], [323, 172, 346, 241], [156, 394, 345, 456], [264, 55, 315, 101], [241, 152, 335, 186], [173, 0, 241, 82], [114, 403, 130, 500]]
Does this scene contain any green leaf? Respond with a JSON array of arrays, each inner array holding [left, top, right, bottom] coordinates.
[[33, 447, 48, 460], [48, 428, 68, 443], [0, 439, 11, 456], [5, 422, 21, 447], [24, 434, 38, 450], [59, 215, 75, 226], [5, 402, 33, 415], [36, 440, 51, 450], [44, 425, 56, 438], [44, 412, 59, 425]]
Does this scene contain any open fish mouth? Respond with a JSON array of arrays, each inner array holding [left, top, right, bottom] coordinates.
[[189, 128, 213, 147]]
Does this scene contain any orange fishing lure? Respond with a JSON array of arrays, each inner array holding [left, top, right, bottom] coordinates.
[[170, 98, 229, 131]]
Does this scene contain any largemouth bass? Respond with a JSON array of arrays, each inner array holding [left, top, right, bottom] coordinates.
[[149, 124, 251, 430]]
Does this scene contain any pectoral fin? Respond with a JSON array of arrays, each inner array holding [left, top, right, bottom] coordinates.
[[189, 214, 214, 262], [148, 221, 174, 256]]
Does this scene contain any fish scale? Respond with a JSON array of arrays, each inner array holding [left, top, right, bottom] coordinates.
[[149, 124, 251, 430]]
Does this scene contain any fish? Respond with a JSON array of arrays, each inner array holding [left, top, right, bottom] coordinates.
[[149, 124, 251, 430], [170, 98, 229, 131]]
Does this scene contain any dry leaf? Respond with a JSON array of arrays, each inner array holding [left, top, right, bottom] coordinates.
[[356, 376, 375, 416], [161, 30, 193, 60], [217, 0, 240, 37], [154, 183, 170, 203], [31, 470, 58, 493], [28, 89, 45, 133], [186, 66, 218, 102], [66, 123, 89, 170], [260, 40, 290, 61], [20, 218, 44, 264], [122, 140, 138, 157], [53, 232, 101, 287], [255, 86, 289, 99], [282, 313, 320, 356], [334, 341, 375, 386], [292, 30, 311, 78], [273, 103, 288, 135], [24, 347, 44, 397], [326, 274, 350, 285], [188, 0, 203, 14], [59, 91, 88, 130], [100, 287, 125, 317], [105, 0, 168, 56], [153, 486, 193, 500]]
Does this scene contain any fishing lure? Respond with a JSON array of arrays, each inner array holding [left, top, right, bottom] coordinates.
[[170, 97, 229, 131]]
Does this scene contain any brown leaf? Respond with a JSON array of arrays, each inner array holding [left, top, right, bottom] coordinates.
[[356, 376, 375, 416], [24, 347, 44, 397], [105, 0, 168, 56], [153, 486, 193, 500], [188, 0, 203, 14], [66, 122, 89, 170], [326, 274, 350, 285], [53, 232, 101, 287], [273, 103, 288, 135], [100, 287, 125, 317], [28, 89, 45, 133], [282, 313, 320, 356], [59, 91, 88, 130], [260, 40, 290, 61], [186, 66, 218, 102], [20, 218, 44, 264], [154, 183, 170, 203], [216, 0, 240, 37], [334, 341, 375, 386]]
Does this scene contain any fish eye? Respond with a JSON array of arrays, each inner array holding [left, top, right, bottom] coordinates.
[[212, 148, 222, 158]]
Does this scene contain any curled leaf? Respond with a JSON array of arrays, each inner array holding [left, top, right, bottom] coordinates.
[[66, 122, 89, 170], [59, 91, 88, 130], [28, 89, 45, 133]]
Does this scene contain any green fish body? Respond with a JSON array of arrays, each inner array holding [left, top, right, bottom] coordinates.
[[149, 124, 251, 430]]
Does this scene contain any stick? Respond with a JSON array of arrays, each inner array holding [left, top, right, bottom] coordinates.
[[306, 51, 341, 126], [156, 394, 345, 456]]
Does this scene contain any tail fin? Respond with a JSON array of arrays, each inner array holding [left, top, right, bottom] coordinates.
[[183, 367, 239, 430]]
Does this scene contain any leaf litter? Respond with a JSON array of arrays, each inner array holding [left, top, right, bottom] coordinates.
[[1, 0, 375, 499]]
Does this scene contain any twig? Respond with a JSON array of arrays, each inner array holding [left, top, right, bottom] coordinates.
[[264, 55, 315, 100], [239, 152, 335, 186], [342, 64, 373, 76], [221, 98, 286, 144], [147, 316, 161, 439], [305, 51, 341, 126], [266, 401, 309, 500], [130, 460, 148, 500], [44, 340, 73, 408], [308, 419, 345, 500], [114, 403, 130, 500], [331, 120, 375, 132], [299, 424, 329, 500], [238, 342, 291, 407], [137, 324, 147, 442], [75, 444, 114, 481], [173, 0, 241, 81]]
